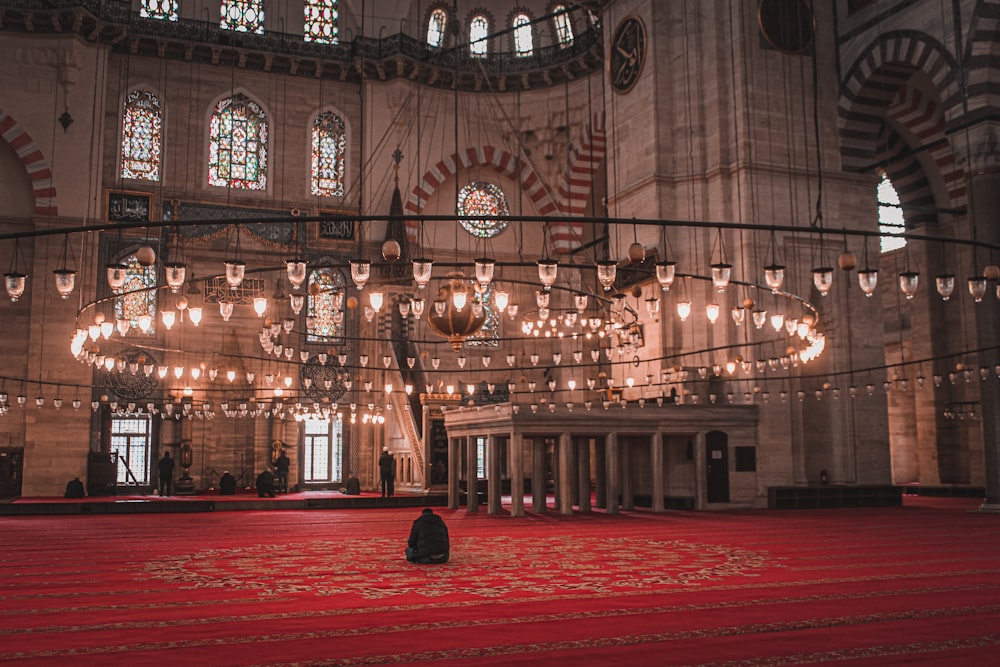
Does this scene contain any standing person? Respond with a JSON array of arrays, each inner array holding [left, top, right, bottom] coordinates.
[[378, 447, 395, 497], [405, 508, 449, 564], [275, 449, 290, 494], [157, 451, 175, 497]]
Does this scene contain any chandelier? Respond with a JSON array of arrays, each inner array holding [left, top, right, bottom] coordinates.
[[426, 272, 487, 351]]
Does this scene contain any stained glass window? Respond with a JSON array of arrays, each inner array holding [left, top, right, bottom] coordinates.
[[470, 15, 489, 57], [208, 94, 268, 190], [307, 268, 345, 343], [878, 172, 906, 253], [513, 13, 533, 56], [303, 417, 343, 482], [458, 182, 509, 238], [466, 284, 500, 348], [140, 0, 178, 21], [311, 111, 346, 197], [427, 8, 447, 47], [114, 254, 157, 334], [220, 0, 264, 34], [110, 416, 152, 485], [305, 0, 338, 44], [553, 4, 574, 46], [120, 90, 162, 182]]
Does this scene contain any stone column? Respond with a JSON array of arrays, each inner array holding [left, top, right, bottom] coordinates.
[[605, 432, 620, 514], [466, 434, 478, 512], [448, 436, 460, 509], [651, 432, 665, 512], [487, 434, 502, 514], [621, 437, 634, 511], [968, 163, 1000, 511], [558, 432, 574, 515], [532, 437, 547, 512], [510, 431, 525, 517], [594, 438, 607, 509], [577, 437, 592, 511]]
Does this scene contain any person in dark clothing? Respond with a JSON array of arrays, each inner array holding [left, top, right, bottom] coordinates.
[[64, 477, 85, 498], [275, 449, 290, 494], [157, 451, 175, 497], [256, 469, 276, 498], [378, 447, 395, 497], [341, 473, 361, 495], [406, 508, 449, 564], [219, 470, 237, 496]]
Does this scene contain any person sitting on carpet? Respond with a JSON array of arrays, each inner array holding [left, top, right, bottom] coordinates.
[[340, 472, 361, 495], [64, 477, 85, 498], [405, 508, 449, 564], [256, 468, 276, 498], [219, 470, 237, 496]]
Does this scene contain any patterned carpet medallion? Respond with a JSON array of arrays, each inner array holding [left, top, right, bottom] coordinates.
[[140, 536, 772, 599]]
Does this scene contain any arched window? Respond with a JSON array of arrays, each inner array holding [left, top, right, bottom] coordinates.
[[114, 254, 157, 334], [208, 94, 268, 190], [458, 182, 509, 238], [311, 111, 346, 197], [307, 268, 345, 343], [470, 15, 489, 57], [878, 172, 906, 253], [303, 416, 343, 482], [305, 0, 338, 44], [120, 90, 162, 182], [553, 4, 574, 46], [140, 0, 178, 21], [513, 13, 533, 56], [466, 284, 500, 348], [427, 7, 447, 47], [220, 0, 264, 34]]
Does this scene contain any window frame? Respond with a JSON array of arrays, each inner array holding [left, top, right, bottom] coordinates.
[[426, 6, 448, 48], [512, 12, 534, 56], [302, 416, 344, 483], [207, 93, 269, 191], [469, 14, 490, 57], [220, 0, 265, 34], [877, 171, 906, 253], [310, 110, 347, 198], [119, 89, 163, 182], [304, 0, 339, 44], [109, 414, 153, 485]]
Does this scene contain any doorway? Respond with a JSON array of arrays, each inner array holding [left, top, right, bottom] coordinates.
[[706, 431, 730, 503], [0, 448, 24, 500]]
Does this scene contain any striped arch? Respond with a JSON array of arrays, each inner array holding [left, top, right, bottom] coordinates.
[[404, 145, 556, 248], [838, 31, 964, 212], [0, 109, 58, 216], [962, 0, 1000, 121], [885, 82, 963, 220], [549, 112, 606, 254]]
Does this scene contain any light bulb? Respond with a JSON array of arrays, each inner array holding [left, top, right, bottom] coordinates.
[[676, 300, 692, 322]]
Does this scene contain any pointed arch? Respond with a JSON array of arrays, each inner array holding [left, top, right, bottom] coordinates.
[[838, 31, 964, 212], [546, 111, 606, 253], [0, 109, 58, 216], [404, 144, 556, 245]]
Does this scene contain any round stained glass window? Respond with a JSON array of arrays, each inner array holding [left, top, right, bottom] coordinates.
[[457, 182, 509, 238]]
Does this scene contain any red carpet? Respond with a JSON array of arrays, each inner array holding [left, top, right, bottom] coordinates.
[[1, 496, 998, 666]]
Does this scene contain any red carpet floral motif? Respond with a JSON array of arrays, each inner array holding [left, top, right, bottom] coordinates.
[[140, 536, 771, 599]]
